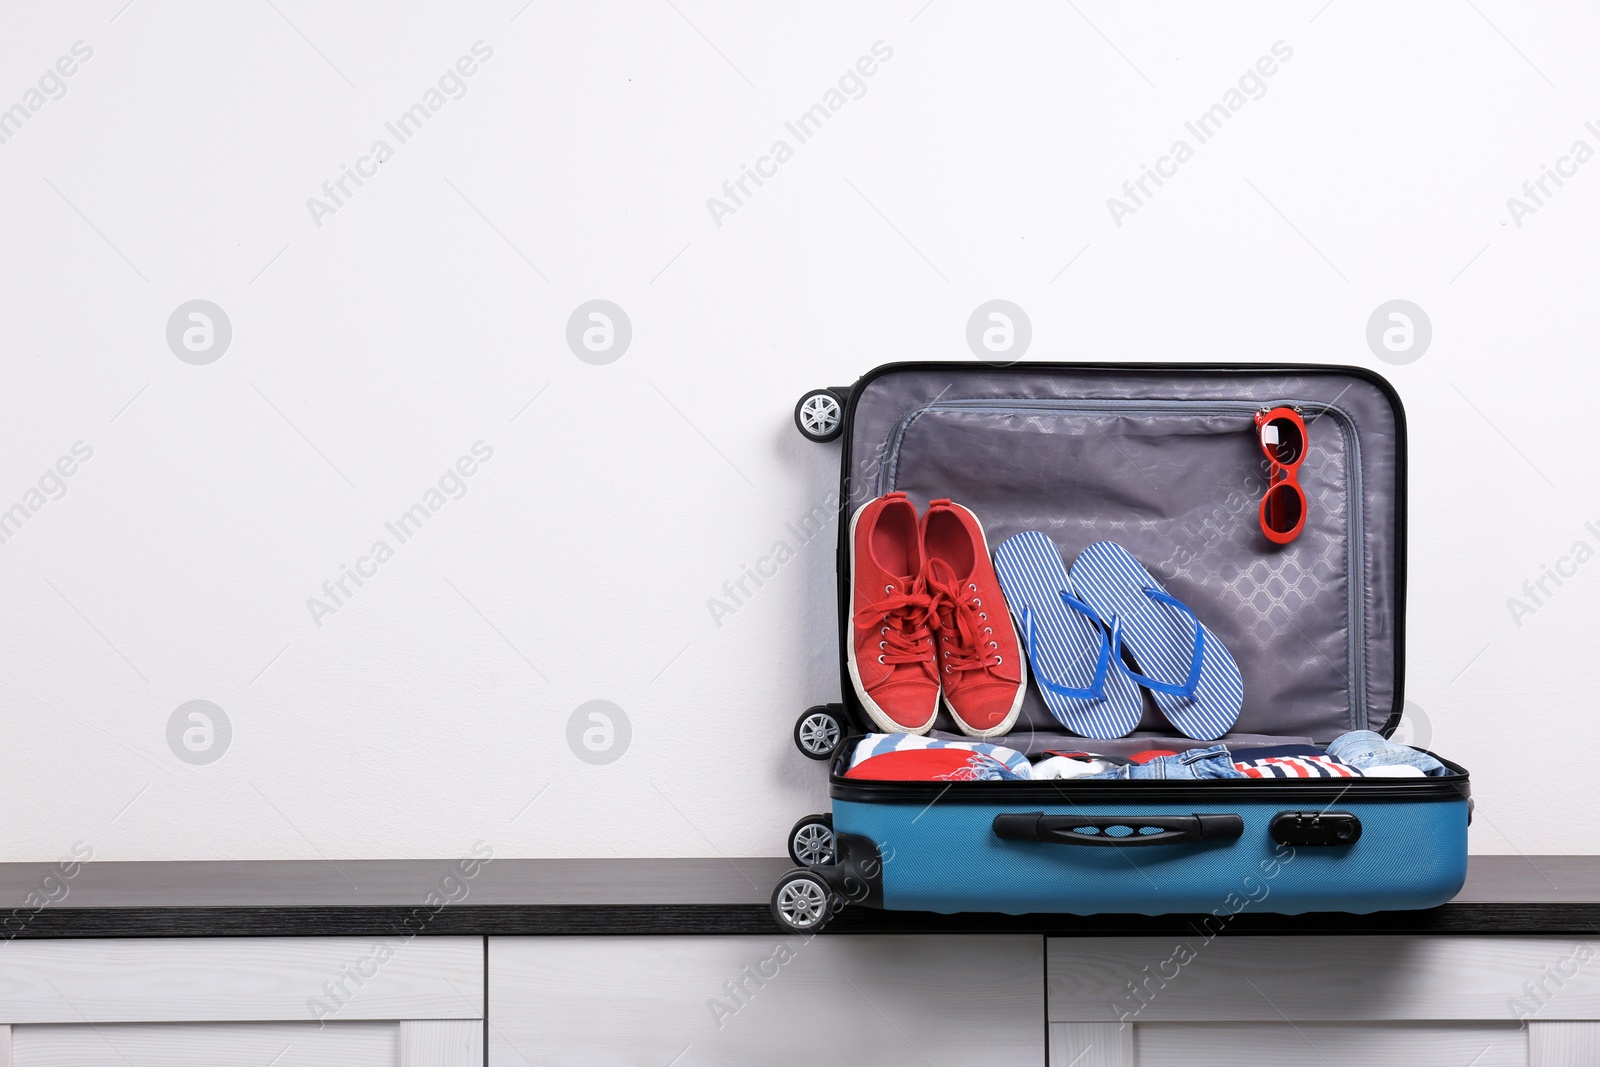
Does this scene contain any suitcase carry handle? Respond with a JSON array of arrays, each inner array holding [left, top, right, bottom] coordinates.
[[992, 812, 1244, 847]]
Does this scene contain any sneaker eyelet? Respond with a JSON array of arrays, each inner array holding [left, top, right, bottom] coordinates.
[[984, 627, 992, 634], [968, 583, 977, 592], [881, 627, 889, 635], [879, 641, 886, 650], [979, 612, 987, 620], [995, 655, 1003, 665], [989, 641, 998, 649], [877, 655, 885, 664], [885, 584, 894, 593]]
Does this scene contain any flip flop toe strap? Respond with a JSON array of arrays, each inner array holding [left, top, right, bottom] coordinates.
[[1108, 586, 1206, 702], [1021, 590, 1112, 702]]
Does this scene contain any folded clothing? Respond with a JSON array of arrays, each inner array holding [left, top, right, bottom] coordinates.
[[849, 733, 1031, 777], [845, 749, 1027, 781], [842, 731, 1445, 782], [1032, 755, 1124, 780], [1229, 744, 1325, 761], [1354, 764, 1425, 778], [1235, 755, 1360, 778], [1081, 745, 1246, 780], [1326, 730, 1449, 776], [1043, 750, 1132, 766]]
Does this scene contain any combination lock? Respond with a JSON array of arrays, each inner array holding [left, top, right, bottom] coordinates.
[[1268, 810, 1362, 847]]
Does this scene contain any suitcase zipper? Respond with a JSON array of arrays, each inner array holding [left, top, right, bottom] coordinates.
[[876, 397, 1367, 733]]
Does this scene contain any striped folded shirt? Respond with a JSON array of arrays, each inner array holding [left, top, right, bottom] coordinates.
[[849, 733, 1031, 778], [1234, 755, 1362, 778]]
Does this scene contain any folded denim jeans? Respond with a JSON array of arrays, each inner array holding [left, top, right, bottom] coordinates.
[[1325, 730, 1448, 777], [1083, 744, 1246, 780]]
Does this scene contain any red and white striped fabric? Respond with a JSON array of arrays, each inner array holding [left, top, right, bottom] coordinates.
[[1234, 755, 1362, 778]]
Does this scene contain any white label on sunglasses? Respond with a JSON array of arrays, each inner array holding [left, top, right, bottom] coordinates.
[[1261, 424, 1280, 445]]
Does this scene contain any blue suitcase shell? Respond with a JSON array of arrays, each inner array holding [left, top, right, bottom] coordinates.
[[775, 363, 1470, 930]]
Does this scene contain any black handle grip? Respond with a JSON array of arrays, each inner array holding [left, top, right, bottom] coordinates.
[[992, 812, 1244, 847]]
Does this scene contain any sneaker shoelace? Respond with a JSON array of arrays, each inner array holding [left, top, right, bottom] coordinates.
[[925, 558, 1004, 678], [852, 578, 936, 669]]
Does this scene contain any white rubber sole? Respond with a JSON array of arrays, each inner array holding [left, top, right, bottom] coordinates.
[[846, 499, 938, 736], [938, 502, 1026, 739]]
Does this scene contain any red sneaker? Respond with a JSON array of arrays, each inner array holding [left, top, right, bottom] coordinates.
[[922, 499, 1025, 738], [848, 492, 939, 734]]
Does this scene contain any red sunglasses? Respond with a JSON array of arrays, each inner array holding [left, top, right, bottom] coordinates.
[[1254, 406, 1307, 545]]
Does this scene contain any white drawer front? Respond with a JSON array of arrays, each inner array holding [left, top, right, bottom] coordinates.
[[12, 1021, 398, 1067], [0, 938, 483, 1023], [1049, 936, 1600, 1023], [490, 935, 1044, 1067]]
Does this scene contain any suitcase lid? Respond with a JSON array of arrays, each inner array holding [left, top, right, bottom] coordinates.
[[836, 362, 1406, 745]]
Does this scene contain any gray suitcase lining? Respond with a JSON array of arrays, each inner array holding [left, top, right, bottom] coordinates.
[[841, 364, 1402, 747]]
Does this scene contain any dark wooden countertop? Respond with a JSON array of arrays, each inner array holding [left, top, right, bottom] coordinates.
[[1, 856, 1592, 938]]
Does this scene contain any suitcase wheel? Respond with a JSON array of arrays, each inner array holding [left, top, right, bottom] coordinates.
[[771, 869, 837, 933], [787, 813, 835, 867], [793, 705, 844, 760], [793, 387, 847, 443]]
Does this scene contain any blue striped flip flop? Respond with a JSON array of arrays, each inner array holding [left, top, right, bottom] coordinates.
[[992, 531, 1145, 739], [1068, 541, 1243, 741]]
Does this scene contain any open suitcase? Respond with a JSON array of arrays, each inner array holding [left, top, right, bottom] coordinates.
[[774, 363, 1471, 932]]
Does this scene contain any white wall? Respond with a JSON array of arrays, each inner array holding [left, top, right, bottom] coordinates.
[[0, 0, 1591, 861]]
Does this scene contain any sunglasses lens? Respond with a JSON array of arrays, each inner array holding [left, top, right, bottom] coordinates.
[[1263, 481, 1304, 534], [1264, 417, 1304, 466]]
